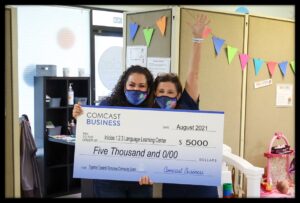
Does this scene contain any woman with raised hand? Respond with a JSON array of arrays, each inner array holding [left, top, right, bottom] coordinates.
[[140, 14, 218, 198]]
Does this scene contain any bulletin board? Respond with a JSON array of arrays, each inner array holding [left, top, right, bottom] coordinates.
[[244, 16, 295, 168], [125, 9, 172, 66], [179, 8, 247, 155]]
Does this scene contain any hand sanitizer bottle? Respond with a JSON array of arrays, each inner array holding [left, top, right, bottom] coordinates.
[[68, 83, 74, 105]]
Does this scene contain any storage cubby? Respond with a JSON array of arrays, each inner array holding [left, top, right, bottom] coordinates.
[[34, 76, 90, 197], [46, 167, 68, 195]]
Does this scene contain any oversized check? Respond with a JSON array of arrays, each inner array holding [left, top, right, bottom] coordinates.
[[73, 106, 224, 186]]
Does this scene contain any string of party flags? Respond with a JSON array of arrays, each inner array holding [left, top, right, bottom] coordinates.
[[129, 16, 167, 47], [128, 16, 295, 76], [211, 33, 295, 77]]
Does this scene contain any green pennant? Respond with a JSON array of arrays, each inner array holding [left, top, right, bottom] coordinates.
[[226, 45, 238, 64], [143, 28, 154, 47], [290, 61, 295, 73]]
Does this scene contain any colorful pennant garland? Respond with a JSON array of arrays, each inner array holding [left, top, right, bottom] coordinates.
[[212, 36, 225, 56], [129, 22, 139, 40], [227, 45, 238, 64], [239, 54, 250, 71], [290, 61, 295, 73], [129, 15, 295, 77], [143, 28, 154, 47], [253, 58, 264, 76], [278, 61, 288, 76], [267, 61, 277, 77], [202, 26, 212, 38], [156, 16, 167, 36]]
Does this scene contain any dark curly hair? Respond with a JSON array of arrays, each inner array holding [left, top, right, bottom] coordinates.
[[104, 65, 154, 107]]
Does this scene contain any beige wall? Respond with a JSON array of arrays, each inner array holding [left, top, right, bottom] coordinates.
[[5, 7, 20, 198], [244, 16, 295, 168], [179, 9, 246, 155], [179, 8, 295, 167]]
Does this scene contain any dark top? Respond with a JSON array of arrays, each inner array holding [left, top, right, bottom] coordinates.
[[177, 89, 199, 110], [93, 97, 153, 198], [162, 90, 219, 198]]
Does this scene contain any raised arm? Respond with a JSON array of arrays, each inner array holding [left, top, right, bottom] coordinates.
[[185, 14, 210, 102]]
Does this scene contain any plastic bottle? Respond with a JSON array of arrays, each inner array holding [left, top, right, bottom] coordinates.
[[70, 119, 76, 136], [68, 83, 74, 105]]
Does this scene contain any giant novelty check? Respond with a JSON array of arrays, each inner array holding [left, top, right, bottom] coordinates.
[[73, 106, 224, 186]]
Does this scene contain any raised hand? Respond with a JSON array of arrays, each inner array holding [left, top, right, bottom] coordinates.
[[72, 103, 83, 119], [189, 14, 210, 38]]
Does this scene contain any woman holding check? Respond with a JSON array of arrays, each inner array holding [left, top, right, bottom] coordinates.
[[73, 65, 154, 198], [139, 14, 219, 198]]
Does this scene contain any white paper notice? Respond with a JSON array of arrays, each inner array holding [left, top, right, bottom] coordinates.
[[276, 84, 293, 107], [126, 46, 147, 68], [254, 79, 272, 89], [147, 57, 171, 77]]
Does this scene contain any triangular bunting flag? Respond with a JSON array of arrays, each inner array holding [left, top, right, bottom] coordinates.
[[202, 26, 212, 38], [156, 16, 167, 36], [253, 58, 264, 76], [278, 61, 288, 77], [212, 36, 225, 56], [267, 61, 277, 77], [129, 22, 139, 40], [226, 45, 238, 64], [239, 54, 249, 71], [290, 61, 295, 73], [235, 6, 249, 14], [143, 28, 154, 47]]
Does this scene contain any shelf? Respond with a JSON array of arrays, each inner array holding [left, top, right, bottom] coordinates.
[[68, 164, 81, 191], [46, 167, 68, 195], [48, 164, 70, 169], [48, 136, 75, 146], [34, 76, 90, 197]]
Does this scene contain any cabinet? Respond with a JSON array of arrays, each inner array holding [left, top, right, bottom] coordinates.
[[34, 76, 90, 197]]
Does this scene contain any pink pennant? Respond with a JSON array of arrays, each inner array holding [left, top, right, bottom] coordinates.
[[202, 26, 212, 38], [267, 61, 277, 77], [239, 54, 249, 71]]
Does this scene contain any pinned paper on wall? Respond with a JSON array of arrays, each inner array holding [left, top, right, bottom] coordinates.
[[202, 26, 212, 38], [212, 36, 225, 56], [254, 79, 272, 89], [147, 57, 171, 77], [126, 46, 147, 68], [278, 61, 288, 77], [290, 61, 295, 73], [239, 54, 249, 71], [267, 61, 277, 77], [253, 58, 264, 76], [129, 22, 139, 40], [156, 16, 167, 36], [143, 28, 154, 47], [226, 45, 238, 64], [276, 84, 293, 107]]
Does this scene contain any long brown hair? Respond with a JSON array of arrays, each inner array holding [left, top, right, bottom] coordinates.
[[105, 65, 154, 107]]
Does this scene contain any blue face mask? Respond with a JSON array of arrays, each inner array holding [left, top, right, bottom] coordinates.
[[125, 90, 148, 106], [155, 96, 177, 109]]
